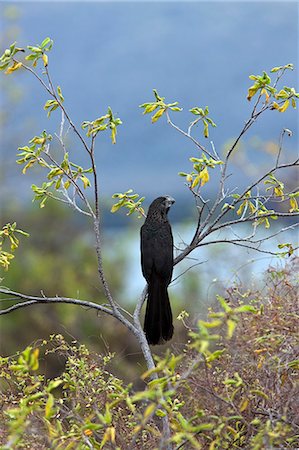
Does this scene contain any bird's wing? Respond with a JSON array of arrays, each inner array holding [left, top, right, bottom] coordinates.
[[141, 222, 173, 284]]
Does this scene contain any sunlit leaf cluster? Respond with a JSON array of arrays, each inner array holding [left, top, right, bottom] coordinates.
[[0, 264, 298, 449], [0, 223, 29, 271], [44, 85, 65, 117], [0, 37, 53, 75], [17, 130, 53, 173], [0, 41, 24, 73], [247, 64, 299, 112], [17, 131, 92, 208], [82, 106, 122, 144], [189, 105, 217, 138], [264, 173, 285, 199], [111, 189, 145, 218], [25, 37, 53, 67], [179, 153, 223, 189], [140, 89, 182, 123], [231, 191, 279, 229]]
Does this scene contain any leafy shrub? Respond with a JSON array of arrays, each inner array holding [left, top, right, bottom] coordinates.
[[0, 260, 298, 449]]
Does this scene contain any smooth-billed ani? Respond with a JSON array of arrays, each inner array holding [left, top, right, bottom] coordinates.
[[140, 195, 175, 345]]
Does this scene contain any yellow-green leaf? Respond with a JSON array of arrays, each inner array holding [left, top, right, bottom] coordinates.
[[279, 99, 290, 113], [191, 175, 201, 189], [100, 427, 115, 449], [42, 53, 48, 67], [143, 104, 158, 114], [45, 393, 54, 419], [80, 175, 90, 189], [30, 348, 40, 370], [261, 88, 270, 103], [271, 101, 280, 110], [143, 403, 156, 419], [274, 186, 284, 198], [200, 319, 222, 328], [151, 108, 165, 123], [203, 121, 209, 138], [291, 98, 296, 109], [5, 61, 22, 74], [22, 159, 36, 174], [239, 397, 249, 412], [248, 201, 256, 214], [237, 202, 245, 216], [227, 319, 237, 339], [276, 89, 288, 99], [199, 166, 209, 186], [32, 137, 46, 145], [57, 85, 64, 103], [247, 85, 258, 101], [289, 197, 298, 212], [111, 126, 116, 144]]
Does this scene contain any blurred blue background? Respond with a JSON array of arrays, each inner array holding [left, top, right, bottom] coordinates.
[[1, 1, 298, 203]]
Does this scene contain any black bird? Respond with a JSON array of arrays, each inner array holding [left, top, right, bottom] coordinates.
[[140, 195, 175, 345]]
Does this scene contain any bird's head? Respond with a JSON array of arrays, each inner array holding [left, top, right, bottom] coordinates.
[[147, 195, 175, 221], [162, 195, 175, 212]]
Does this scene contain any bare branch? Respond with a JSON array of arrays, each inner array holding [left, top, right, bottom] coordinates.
[[165, 110, 214, 159], [0, 289, 113, 316]]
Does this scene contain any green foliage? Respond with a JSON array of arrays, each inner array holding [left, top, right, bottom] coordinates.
[[140, 90, 217, 139], [16, 131, 93, 207], [140, 89, 182, 123], [1, 37, 122, 215], [0, 223, 29, 271], [179, 153, 223, 189], [0, 41, 24, 73], [111, 189, 145, 217], [1, 263, 298, 449], [264, 173, 285, 199], [189, 105, 217, 138], [17, 130, 53, 173], [0, 37, 53, 74], [247, 65, 299, 112], [81, 106, 122, 144], [25, 37, 53, 67], [288, 192, 299, 213]]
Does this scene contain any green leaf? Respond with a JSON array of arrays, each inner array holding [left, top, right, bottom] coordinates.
[[203, 119, 209, 138], [45, 394, 54, 419], [47, 379, 63, 392], [41, 37, 51, 48], [217, 295, 231, 313], [143, 403, 156, 419], [143, 104, 158, 114], [234, 305, 258, 313], [153, 88, 164, 102], [80, 175, 91, 189], [206, 349, 225, 362], [247, 85, 259, 101], [57, 85, 64, 103], [278, 99, 290, 112], [156, 409, 166, 417], [227, 319, 237, 339], [151, 108, 165, 123]]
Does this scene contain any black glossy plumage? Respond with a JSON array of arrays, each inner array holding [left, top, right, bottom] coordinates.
[[140, 196, 175, 345]]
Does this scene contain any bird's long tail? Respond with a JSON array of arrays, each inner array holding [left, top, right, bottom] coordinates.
[[144, 277, 173, 345]]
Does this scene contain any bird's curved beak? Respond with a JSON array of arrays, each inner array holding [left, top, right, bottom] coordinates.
[[165, 195, 175, 208]]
